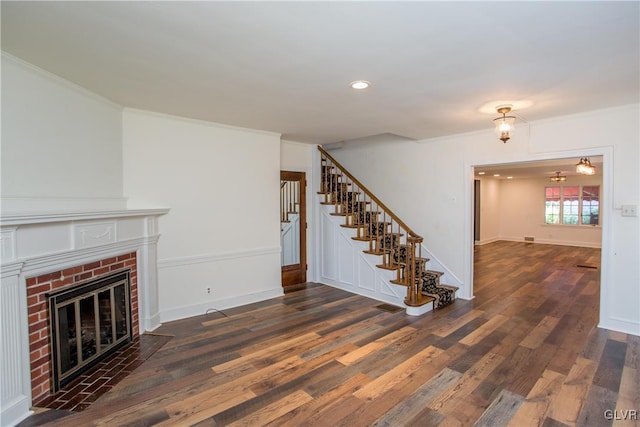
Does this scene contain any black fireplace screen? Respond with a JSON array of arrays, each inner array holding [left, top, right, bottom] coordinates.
[[48, 269, 132, 391]]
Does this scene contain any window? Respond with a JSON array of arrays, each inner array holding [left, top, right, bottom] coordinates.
[[582, 186, 600, 225], [562, 186, 579, 225], [545, 185, 599, 225], [545, 187, 560, 224]]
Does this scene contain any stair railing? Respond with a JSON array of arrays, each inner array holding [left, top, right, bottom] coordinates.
[[281, 180, 299, 223], [318, 146, 427, 307]]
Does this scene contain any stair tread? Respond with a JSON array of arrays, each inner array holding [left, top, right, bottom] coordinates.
[[363, 249, 391, 255], [434, 283, 459, 291], [352, 236, 375, 242], [404, 295, 436, 306], [424, 270, 444, 277], [376, 263, 399, 270], [398, 257, 429, 263]]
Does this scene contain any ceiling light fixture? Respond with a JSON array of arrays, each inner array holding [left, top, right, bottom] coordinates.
[[349, 80, 370, 90], [478, 172, 485, 175], [576, 157, 596, 175], [493, 105, 516, 143], [550, 171, 567, 183]]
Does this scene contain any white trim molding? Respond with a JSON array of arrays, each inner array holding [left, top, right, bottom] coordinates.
[[158, 246, 281, 269]]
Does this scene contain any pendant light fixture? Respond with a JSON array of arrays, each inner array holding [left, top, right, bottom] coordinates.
[[576, 157, 596, 175], [550, 171, 567, 183], [493, 105, 516, 143]]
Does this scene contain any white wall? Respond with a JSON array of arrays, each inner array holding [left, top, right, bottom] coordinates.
[[476, 174, 603, 247], [123, 109, 283, 322], [478, 178, 501, 244], [1, 54, 125, 212], [280, 140, 315, 280], [497, 175, 602, 247], [328, 104, 640, 335]]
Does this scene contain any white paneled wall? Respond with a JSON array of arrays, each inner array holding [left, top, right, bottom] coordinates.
[[318, 204, 430, 311]]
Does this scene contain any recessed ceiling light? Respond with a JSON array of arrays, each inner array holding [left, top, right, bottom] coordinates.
[[349, 80, 370, 90], [507, 176, 513, 179], [478, 172, 485, 175], [493, 174, 500, 177]]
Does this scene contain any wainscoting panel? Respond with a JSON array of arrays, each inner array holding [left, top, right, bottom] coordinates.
[[320, 211, 337, 281], [379, 275, 403, 299], [357, 254, 376, 292], [337, 230, 355, 286], [318, 204, 406, 307]]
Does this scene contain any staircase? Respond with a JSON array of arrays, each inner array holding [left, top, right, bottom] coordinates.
[[318, 146, 458, 312]]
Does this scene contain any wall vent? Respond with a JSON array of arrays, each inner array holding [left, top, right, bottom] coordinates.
[[524, 236, 535, 242]]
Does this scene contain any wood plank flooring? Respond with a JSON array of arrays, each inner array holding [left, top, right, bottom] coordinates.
[[23, 241, 639, 426]]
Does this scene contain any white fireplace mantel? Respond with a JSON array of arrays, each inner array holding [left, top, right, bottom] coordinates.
[[0, 208, 169, 427]]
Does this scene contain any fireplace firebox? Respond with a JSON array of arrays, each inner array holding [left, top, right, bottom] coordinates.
[[48, 270, 132, 391]]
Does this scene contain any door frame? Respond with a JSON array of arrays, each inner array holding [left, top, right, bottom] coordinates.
[[281, 170, 307, 289], [464, 146, 611, 328]]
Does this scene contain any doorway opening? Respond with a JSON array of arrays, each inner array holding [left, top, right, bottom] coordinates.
[[281, 171, 307, 291], [470, 156, 604, 313]]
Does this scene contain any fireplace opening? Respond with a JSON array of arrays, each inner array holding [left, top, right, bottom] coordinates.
[[48, 270, 132, 392]]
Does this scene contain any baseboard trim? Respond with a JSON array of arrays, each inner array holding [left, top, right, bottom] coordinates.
[[141, 312, 162, 333], [0, 395, 32, 427], [599, 318, 640, 337], [498, 237, 601, 249], [475, 237, 500, 246]]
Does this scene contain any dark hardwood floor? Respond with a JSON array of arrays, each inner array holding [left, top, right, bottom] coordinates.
[[23, 241, 639, 426]]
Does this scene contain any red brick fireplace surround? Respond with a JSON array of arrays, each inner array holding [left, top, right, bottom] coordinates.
[[27, 253, 139, 405]]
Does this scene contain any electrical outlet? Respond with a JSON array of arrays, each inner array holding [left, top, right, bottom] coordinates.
[[207, 287, 211, 294], [622, 205, 638, 217]]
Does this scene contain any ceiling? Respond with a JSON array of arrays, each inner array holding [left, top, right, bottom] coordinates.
[[1, 1, 638, 144], [475, 156, 603, 180]]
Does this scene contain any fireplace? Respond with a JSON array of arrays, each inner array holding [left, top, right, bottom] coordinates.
[[0, 207, 168, 426], [48, 270, 132, 392], [27, 253, 140, 405]]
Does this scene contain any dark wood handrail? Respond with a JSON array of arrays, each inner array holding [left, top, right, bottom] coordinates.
[[318, 146, 422, 239]]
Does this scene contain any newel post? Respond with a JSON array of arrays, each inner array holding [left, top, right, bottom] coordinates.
[[404, 236, 423, 306]]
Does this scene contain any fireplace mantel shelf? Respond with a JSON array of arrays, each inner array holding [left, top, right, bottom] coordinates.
[[0, 208, 170, 227]]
